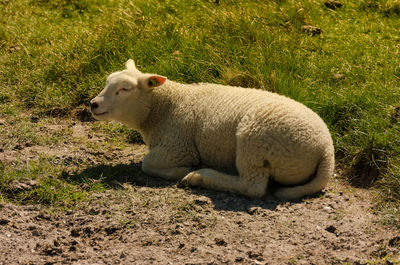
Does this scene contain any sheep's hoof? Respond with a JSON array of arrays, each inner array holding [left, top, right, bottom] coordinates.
[[178, 172, 202, 188], [177, 178, 190, 188]]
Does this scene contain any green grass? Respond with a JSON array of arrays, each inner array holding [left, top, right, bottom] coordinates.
[[0, 155, 87, 208], [0, 0, 399, 224]]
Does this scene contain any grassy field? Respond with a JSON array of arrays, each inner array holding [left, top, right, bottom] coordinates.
[[0, 0, 399, 226]]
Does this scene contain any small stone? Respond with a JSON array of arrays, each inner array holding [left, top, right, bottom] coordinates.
[[194, 197, 209, 206], [247, 206, 261, 215], [325, 193, 333, 199], [53, 240, 60, 247], [13, 144, 23, 150], [88, 208, 100, 215], [333, 73, 345, 80], [70, 229, 80, 237], [142, 241, 153, 246], [171, 229, 182, 235], [0, 219, 9, 225], [388, 236, 400, 247], [42, 245, 62, 256], [101, 209, 110, 215], [325, 0, 342, 10], [105, 226, 119, 236], [30, 116, 39, 123], [302, 25, 322, 36], [36, 212, 51, 221], [24, 141, 33, 147], [247, 251, 264, 261], [325, 225, 337, 234], [235, 257, 244, 262], [215, 238, 227, 246], [9, 45, 21, 53], [83, 227, 93, 237], [323, 206, 333, 213]]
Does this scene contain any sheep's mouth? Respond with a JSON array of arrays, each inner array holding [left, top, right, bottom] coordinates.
[[92, 111, 108, 116]]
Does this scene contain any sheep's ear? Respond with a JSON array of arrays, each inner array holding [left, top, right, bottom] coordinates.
[[147, 75, 166, 89], [125, 59, 137, 71]]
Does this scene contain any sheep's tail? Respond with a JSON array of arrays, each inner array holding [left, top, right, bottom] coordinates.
[[273, 150, 335, 200]]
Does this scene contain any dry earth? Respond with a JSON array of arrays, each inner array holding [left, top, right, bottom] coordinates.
[[0, 120, 399, 264]]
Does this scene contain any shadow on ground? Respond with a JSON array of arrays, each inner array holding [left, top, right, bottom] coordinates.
[[63, 162, 324, 213]]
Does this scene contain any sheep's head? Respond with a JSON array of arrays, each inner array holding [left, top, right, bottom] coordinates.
[[90, 59, 166, 128]]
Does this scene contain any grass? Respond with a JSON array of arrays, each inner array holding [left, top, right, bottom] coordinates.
[[0, 0, 399, 224], [0, 155, 87, 208]]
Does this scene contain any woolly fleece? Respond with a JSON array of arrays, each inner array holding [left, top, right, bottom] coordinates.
[[90, 60, 335, 199]]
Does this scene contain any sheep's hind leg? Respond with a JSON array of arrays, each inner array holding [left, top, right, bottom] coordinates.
[[180, 168, 268, 198]]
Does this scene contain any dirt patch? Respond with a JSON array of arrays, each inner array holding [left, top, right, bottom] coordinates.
[[1, 179, 399, 264], [71, 106, 95, 122], [0, 120, 399, 264]]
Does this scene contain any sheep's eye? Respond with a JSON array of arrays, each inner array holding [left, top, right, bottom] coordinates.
[[115, 88, 129, 95]]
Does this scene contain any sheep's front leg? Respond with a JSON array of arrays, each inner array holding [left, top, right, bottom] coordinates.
[[180, 168, 268, 198], [142, 164, 192, 180], [142, 147, 195, 181]]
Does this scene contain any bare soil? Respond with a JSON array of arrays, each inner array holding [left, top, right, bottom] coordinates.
[[0, 121, 399, 264]]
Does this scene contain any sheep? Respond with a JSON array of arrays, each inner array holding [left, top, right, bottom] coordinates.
[[90, 59, 335, 200]]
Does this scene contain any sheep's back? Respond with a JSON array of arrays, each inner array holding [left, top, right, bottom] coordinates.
[[184, 84, 331, 171]]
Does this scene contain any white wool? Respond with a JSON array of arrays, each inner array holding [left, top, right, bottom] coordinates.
[[90, 60, 334, 199]]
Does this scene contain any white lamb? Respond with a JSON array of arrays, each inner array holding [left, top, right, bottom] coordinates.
[[90, 59, 335, 200]]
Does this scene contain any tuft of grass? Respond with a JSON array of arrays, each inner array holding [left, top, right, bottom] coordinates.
[[90, 121, 143, 144], [375, 164, 400, 227], [0, 156, 84, 208], [0, 116, 72, 151], [360, 0, 400, 16]]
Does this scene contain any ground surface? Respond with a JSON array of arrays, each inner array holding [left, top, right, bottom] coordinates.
[[1, 0, 400, 263], [0, 120, 399, 265]]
